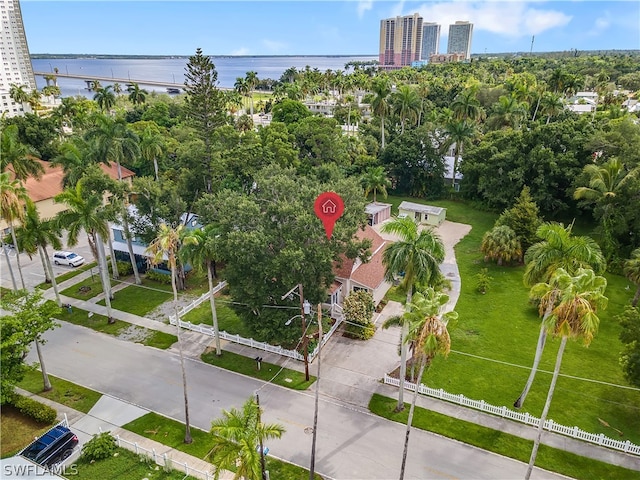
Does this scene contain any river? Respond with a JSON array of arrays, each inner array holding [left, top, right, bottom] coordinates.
[[31, 56, 377, 98]]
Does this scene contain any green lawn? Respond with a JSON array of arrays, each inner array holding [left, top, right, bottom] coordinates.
[[383, 195, 640, 446], [200, 350, 315, 390], [17, 370, 101, 413], [182, 295, 255, 339], [36, 262, 98, 290], [0, 404, 54, 458], [60, 274, 104, 300], [73, 448, 198, 480], [96, 280, 173, 316], [124, 412, 322, 479], [55, 305, 177, 349], [369, 394, 640, 480]]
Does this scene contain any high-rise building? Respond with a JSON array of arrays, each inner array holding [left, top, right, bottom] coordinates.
[[0, 0, 36, 118], [421, 22, 441, 60], [447, 21, 473, 61], [379, 13, 423, 70]]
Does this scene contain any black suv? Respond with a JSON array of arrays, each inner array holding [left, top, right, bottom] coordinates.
[[20, 425, 78, 467]]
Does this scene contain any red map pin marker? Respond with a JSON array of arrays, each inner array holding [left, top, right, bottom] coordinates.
[[314, 192, 345, 239]]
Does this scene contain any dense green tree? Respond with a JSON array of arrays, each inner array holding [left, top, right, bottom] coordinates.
[[525, 268, 607, 479], [481, 225, 522, 266], [0, 289, 61, 399], [258, 122, 299, 169], [617, 306, 640, 387], [495, 186, 542, 254], [270, 99, 311, 124], [2, 113, 60, 161], [442, 119, 475, 189], [624, 249, 640, 307], [390, 85, 420, 134], [360, 166, 390, 203], [0, 124, 43, 181], [183, 48, 229, 194], [289, 116, 349, 171]]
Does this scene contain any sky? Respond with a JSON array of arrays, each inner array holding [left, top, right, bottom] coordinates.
[[21, 1, 640, 56]]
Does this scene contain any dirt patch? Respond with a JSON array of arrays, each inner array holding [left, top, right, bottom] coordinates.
[[116, 324, 151, 343], [145, 293, 200, 323]]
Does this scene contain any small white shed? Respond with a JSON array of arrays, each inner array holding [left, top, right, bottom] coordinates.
[[398, 201, 446, 226], [365, 202, 392, 226]]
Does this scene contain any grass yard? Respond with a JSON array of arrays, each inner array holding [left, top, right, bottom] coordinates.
[[124, 412, 323, 480], [73, 447, 198, 480], [96, 279, 173, 316], [383, 195, 640, 446], [369, 394, 640, 480], [0, 404, 54, 458], [182, 295, 255, 339], [36, 262, 98, 290], [201, 350, 315, 390], [55, 305, 177, 349], [17, 370, 101, 413], [60, 274, 104, 300]]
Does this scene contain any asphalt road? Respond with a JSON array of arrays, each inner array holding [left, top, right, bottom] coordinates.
[[0, 232, 94, 291], [30, 323, 569, 480]]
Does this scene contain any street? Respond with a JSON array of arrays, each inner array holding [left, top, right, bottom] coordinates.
[[29, 322, 569, 480]]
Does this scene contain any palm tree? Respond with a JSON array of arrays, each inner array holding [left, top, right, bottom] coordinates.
[[391, 85, 420, 134], [480, 225, 522, 266], [245, 71, 258, 116], [9, 83, 30, 105], [93, 85, 116, 112], [87, 115, 142, 283], [388, 288, 456, 480], [54, 180, 115, 323], [624, 248, 640, 307], [360, 166, 391, 203], [146, 223, 193, 444], [514, 222, 605, 408], [139, 126, 165, 181], [13, 201, 63, 306], [443, 119, 475, 188], [487, 95, 529, 130], [0, 172, 28, 290], [234, 77, 250, 115], [51, 136, 100, 187], [208, 396, 285, 480], [451, 88, 483, 123], [0, 124, 44, 181], [539, 91, 564, 124], [180, 224, 222, 355], [525, 267, 607, 479], [371, 77, 391, 149], [574, 157, 640, 261], [127, 83, 148, 106], [381, 216, 445, 411]]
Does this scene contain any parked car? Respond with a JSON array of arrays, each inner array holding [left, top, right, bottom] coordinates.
[[20, 425, 78, 467], [53, 251, 85, 267]]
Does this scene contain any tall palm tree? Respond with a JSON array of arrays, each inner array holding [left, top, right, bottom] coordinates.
[[139, 126, 165, 181], [180, 224, 222, 355], [381, 216, 445, 411], [87, 115, 142, 283], [54, 180, 115, 323], [390, 85, 420, 134], [9, 83, 30, 105], [480, 225, 522, 266], [487, 95, 529, 130], [146, 223, 193, 444], [208, 396, 285, 480], [371, 77, 391, 149], [525, 267, 607, 479], [93, 85, 116, 112], [234, 77, 250, 115], [624, 248, 640, 307], [245, 71, 258, 116], [389, 288, 457, 480], [443, 119, 475, 188], [51, 136, 100, 187], [0, 172, 29, 290], [127, 83, 148, 106], [514, 222, 605, 408], [539, 91, 564, 124], [0, 124, 44, 181], [451, 88, 483, 123], [360, 166, 391, 204], [13, 201, 63, 306], [574, 157, 640, 261]]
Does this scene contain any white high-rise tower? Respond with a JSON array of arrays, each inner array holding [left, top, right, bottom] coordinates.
[[447, 21, 473, 61], [421, 22, 441, 60], [0, 0, 36, 118]]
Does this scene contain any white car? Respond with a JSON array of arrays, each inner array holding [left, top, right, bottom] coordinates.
[[53, 251, 85, 267]]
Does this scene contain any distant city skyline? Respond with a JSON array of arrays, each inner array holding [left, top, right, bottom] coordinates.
[[20, 1, 640, 56]]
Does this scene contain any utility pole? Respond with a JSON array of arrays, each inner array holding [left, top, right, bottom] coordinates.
[[309, 304, 322, 480], [256, 392, 268, 480], [299, 283, 310, 381]]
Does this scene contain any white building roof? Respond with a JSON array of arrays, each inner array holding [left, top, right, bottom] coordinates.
[[398, 201, 445, 215]]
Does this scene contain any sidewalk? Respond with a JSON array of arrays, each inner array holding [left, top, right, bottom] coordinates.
[[17, 388, 232, 480]]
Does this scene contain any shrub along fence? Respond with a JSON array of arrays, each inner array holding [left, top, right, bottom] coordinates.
[[383, 375, 640, 456]]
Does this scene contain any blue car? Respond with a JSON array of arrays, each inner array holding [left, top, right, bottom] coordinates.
[[20, 425, 78, 467]]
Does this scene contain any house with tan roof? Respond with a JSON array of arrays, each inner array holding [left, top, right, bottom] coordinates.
[[1, 159, 135, 232], [329, 224, 392, 311]]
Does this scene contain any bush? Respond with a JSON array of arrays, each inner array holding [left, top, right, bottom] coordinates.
[[145, 269, 172, 284], [9, 394, 57, 424], [81, 431, 117, 461], [343, 290, 376, 340], [116, 261, 133, 276]]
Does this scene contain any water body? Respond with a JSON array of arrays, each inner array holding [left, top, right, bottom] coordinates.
[[31, 56, 377, 99]]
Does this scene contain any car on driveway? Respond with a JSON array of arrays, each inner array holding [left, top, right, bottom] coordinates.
[[53, 251, 85, 267], [20, 425, 78, 468]]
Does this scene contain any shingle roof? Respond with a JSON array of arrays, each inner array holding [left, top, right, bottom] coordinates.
[[334, 225, 388, 289]]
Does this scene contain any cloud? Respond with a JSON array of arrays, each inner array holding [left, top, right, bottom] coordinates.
[[357, 0, 374, 18], [231, 47, 250, 56], [412, 1, 571, 38], [588, 11, 611, 36], [262, 39, 288, 54]]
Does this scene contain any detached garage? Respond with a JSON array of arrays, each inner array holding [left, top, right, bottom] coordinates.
[[398, 201, 446, 226], [365, 202, 392, 226]]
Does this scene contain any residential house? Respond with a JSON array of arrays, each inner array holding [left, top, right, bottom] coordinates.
[[330, 225, 392, 312], [398, 201, 446, 226]]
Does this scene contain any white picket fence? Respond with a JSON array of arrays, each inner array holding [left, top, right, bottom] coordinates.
[[383, 375, 640, 456], [168, 280, 343, 362]]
